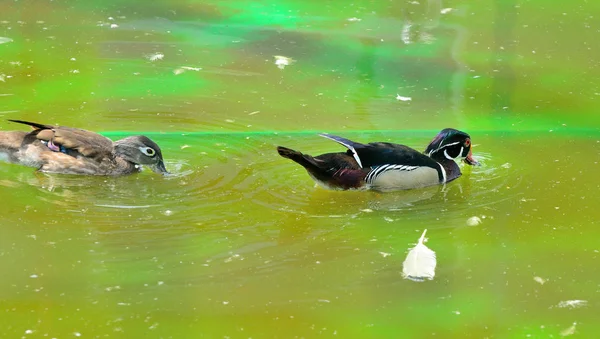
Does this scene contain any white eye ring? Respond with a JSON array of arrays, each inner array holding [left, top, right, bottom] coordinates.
[[139, 147, 156, 157]]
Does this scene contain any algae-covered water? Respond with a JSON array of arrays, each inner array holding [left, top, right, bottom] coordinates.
[[1, 0, 599, 338]]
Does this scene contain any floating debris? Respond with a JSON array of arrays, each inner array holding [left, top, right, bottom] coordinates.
[[0, 37, 12, 44], [274, 55, 294, 69], [466, 216, 482, 226], [401, 22, 413, 44], [146, 52, 164, 62], [396, 94, 412, 101], [534, 276, 547, 285], [110, 23, 119, 29], [441, 8, 454, 14], [347, 17, 362, 22], [557, 300, 587, 309], [379, 252, 392, 258], [402, 229, 436, 282], [560, 322, 577, 337], [224, 254, 242, 263], [173, 66, 202, 75]]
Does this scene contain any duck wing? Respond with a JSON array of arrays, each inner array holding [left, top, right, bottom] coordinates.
[[9, 119, 114, 160], [319, 133, 439, 169]]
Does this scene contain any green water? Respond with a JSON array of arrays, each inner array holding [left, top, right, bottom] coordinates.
[[1, 0, 599, 338]]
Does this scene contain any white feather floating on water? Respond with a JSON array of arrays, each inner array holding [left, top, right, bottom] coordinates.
[[402, 229, 436, 282], [274, 55, 294, 69]]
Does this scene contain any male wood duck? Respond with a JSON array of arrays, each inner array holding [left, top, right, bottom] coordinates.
[[277, 128, 479, 192], [0, 120, 169, 175]]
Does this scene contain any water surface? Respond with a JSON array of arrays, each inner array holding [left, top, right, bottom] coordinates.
[[1, 0, 599, 338]]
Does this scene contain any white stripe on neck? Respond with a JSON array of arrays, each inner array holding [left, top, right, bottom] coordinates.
[[438, 163, 447, 183], [442, 146, 464, 160]]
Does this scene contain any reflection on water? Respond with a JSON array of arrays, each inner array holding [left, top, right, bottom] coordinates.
[[1, 131, 597, 337], [4, 128, 580, 335], [1, 0, 599, 337]]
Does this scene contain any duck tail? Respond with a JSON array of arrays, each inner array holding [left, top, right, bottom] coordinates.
[[8, 119, 51, 130], [277, 146, 366, 190], [276, 146, 322, 170]]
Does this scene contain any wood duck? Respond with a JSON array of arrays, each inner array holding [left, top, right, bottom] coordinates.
[[277, 128, 479, 192], [0, 120, 169, 175]]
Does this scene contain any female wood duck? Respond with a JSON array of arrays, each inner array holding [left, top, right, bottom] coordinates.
[[0, 120, 169, 175], [277, 128, 479, 192]]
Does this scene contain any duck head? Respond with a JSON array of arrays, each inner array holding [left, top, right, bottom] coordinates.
[[424, 128, 479, 166], [114, 136, 169, 174]]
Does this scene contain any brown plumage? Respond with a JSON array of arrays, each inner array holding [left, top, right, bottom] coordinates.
[[0, 120, 169, 176]]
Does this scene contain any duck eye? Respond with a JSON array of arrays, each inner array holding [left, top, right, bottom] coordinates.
[[140, 147, 156, 157], [465, 138, 471, 147]]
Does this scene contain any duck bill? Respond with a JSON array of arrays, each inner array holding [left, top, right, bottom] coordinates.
[[150, 160, 170, 175], [463, 149, 480, 166]]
